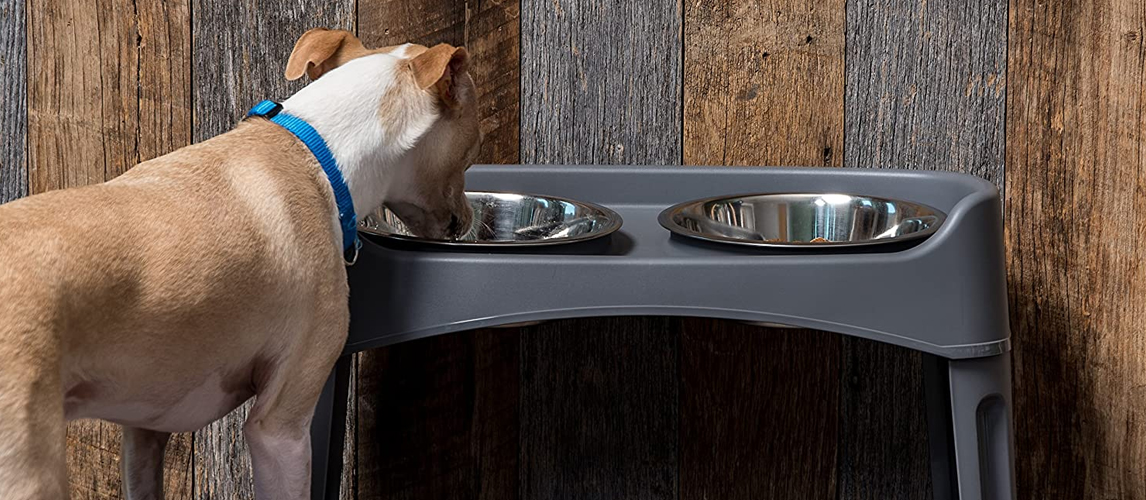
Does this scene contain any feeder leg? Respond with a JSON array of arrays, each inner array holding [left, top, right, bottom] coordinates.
[[311, 355, 352, 500], [923, 352, 1016, 500]]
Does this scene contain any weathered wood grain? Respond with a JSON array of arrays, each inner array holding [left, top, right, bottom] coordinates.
[[362, 0, 520, 162], [840, 1, 1007, 497], [136, 1, 193, 166], [189, 1, 353, 498], [681, 2, 844, 499], [1006, 0, 1146, 498], [340, 354, 359, 499], [352, 2, 521, 498], [520, 2, 681, 498], [522, 0, 682, 165], [29, 0, 192, 190], [835, 342, 930, 499], [679, 320, 841, 499], [0, 0, 24, 203], [684, 0, 844, 167], [29, 0, 125, 193], [845, 0, 1006, 181], [359, 0, 465, 49], [64, 422, 123, 500], [28, 0, 194, 497], [464, 0, 520, 164], [190, 0, 354, 141], [520, 318, 679, 500], [355, 330, 519, 500]]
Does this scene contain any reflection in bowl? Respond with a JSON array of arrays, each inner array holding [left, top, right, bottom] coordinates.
[[658, 193, 946, 248], [360, 192, 623, 247]]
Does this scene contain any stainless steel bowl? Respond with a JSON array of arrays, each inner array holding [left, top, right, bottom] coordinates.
[[360, 192, 623, 246], [658, 193, 945, 248]]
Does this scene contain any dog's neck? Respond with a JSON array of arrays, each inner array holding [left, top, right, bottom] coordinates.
[[280, 49, 436, 219]]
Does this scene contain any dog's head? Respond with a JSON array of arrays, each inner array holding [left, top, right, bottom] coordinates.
[[283, 29, 479, 240]]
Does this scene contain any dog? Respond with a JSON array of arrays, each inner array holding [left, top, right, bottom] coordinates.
[[0, 28, 479, 499]]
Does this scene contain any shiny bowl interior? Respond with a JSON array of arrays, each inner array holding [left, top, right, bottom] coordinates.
[[658, 193, 946, 248], [360, 192, 623, 246]]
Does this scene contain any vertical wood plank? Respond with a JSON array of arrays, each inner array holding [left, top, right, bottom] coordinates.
[[679, 321, 841, 500], [833, 343, 929, 500], [340, 354, 360, 499], [683, 0, 844, 167], [189, 1, 353, 498], [355, 330, 519, 500], [0, 0, 24, 203], [29, 0, 126, 193], [464, 0, 520, 164], [845, 0, 1007, 183], [29, 0, 192, 191], [841, 1, 1007, 498], [520, 0, 682, 497], [1007, 0, 1146, 498], [519, 318, 679, 500], [359, 0, 520, 164], [358, 0, 464, 48], [354, 2, 521, 498], [190, 0, 354, 142], [681, 1, 844, 499], [521, 0, 682, 165], [28, 0, 194, 497]]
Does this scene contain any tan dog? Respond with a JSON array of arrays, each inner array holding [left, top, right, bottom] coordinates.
[[0, 28, 479, 499]]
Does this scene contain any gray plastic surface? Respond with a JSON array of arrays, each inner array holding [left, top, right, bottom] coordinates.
[[310, 356, 350, 500], [312, 165, 1016, 500], [344, 165, 1010, 359], [924, 353, 1016, 500]]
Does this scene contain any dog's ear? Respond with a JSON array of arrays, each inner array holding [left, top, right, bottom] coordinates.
[[409, 44, 470, 109], [285, 28, 368, 81]]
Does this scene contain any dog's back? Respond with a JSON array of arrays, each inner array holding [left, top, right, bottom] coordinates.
[[0, 122, 349, 498]]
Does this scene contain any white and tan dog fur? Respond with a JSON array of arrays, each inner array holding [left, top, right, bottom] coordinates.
[[0, 28, 479, 499]]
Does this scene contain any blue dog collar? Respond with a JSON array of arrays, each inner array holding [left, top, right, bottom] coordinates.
[[246, 100, 360, 263]]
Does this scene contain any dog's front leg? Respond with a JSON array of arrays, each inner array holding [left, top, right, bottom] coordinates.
[[121, 427, 171, 500]]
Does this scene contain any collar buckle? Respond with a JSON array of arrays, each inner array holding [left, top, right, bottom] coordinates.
[[246, 100, 283, 119]]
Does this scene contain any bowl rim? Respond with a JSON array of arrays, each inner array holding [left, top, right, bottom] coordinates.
[[657, 191, 948, 248], [359, 190, 624, 247]]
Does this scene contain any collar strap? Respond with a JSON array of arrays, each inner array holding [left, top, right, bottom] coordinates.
[[246, 100, 360, 260]]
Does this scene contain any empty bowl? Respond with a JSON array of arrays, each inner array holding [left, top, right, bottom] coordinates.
[[360, 192, 623, 247], [658, 193, 945, 248]]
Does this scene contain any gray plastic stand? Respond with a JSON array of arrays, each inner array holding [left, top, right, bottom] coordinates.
[[310, 165, 1015, 500]]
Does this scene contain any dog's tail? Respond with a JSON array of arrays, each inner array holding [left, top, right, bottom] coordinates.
[[0, 292, 68, 499]]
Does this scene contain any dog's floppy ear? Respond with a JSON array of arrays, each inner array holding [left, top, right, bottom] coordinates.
[[409, 43, 470, 109], [285, 28, 368, 81]]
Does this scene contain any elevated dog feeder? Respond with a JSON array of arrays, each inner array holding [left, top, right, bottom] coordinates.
[[310, 165, 1015, 500]]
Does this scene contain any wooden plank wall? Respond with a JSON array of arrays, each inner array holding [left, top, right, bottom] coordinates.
[[681, 1, 845, 499], [0, 0, 23, 204], [519, 1, 682, 499], [2, 0, 1145, 499], [841, 1, 1008, 498], [1007, 0, 1146, 498]]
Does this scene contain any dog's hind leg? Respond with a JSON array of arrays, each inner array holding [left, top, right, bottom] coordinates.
[[245, 357, 341, 500], [0, 344, 68, 499], [121, 427, 170, 500], [244, 329, 346, 499], [244, 407, 315, 500]]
